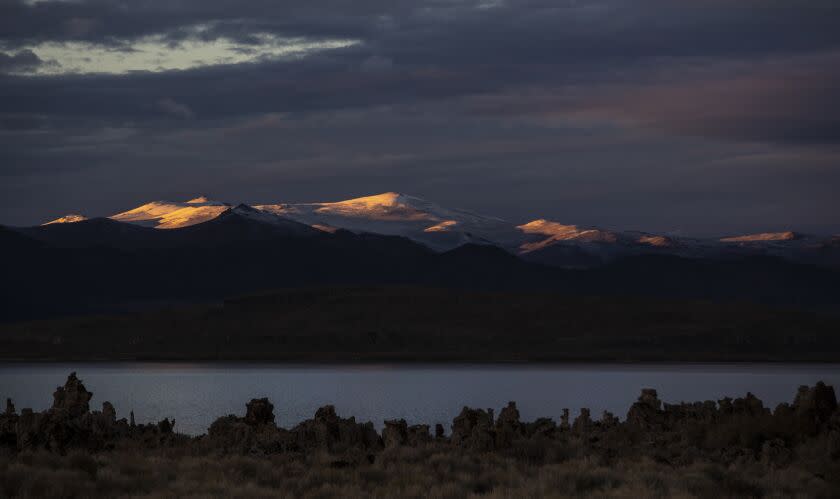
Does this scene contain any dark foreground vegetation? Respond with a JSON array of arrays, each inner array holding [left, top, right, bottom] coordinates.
[[2, 287, 840, 362], [2, 374, 840, 497]]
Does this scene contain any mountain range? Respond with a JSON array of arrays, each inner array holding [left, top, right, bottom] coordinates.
[[2, 191, 839, 323], [34, 192, 840, 268]]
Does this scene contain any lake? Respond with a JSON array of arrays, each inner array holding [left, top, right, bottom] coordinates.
[[1, 363, 839, 436]]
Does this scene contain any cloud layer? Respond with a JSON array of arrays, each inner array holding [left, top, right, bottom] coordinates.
[[1, 0, 839, 234]]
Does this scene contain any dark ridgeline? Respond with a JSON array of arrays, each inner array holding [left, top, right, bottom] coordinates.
[[1, 373, 839, 496], [2, 209, 840, 323]]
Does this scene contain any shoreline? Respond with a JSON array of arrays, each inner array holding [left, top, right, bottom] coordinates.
[[2, 373, 839, 497]]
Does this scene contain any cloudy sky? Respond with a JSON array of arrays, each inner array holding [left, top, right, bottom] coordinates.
[[1, 0, 839, 235]]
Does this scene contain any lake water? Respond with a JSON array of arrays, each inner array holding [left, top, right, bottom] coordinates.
[[1, 363, 839, 436]]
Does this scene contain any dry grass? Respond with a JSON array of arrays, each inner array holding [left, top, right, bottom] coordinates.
[[1, 443, 837, 499]]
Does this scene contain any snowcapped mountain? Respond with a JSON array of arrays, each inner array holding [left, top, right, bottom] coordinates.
[[514, 219, 682, 266], [41, 193, 518, 250], [220, 203, 321, 236], [43, 214, 88, 225], [516, 219, 676, 250], [109, 196, 231, 229], [256, 192, 520, 251], [34, 192, 838, 268], [720, 231, 800, 243], [517, 219, 619, 251], [715, 231, 840, 267]]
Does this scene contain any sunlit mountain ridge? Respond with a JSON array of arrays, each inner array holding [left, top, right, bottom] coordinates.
[[7, 194, 840, 322], [720, 231, 800, 243], [37, 192, 839, 267], [44, 214, 88, 225], [256, 192, 516, 251], [108, 196, 230, 229]]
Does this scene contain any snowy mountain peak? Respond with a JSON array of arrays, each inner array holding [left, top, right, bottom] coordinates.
[[231, 203, 259, 212], [110, 198, 229, 229], [343, 192, 406, 207], [254, 192, 515, 251], [517, 219, 583, 237], [32, 193, 840, 268], [517, 219, 618, 252], [637, 235, 673, 247], [424, 220, 459, 233], [720, 231, 798, 243], [314, 192, 437, 221], [228, 203, 277, 223], [43, 214, 88, 225]]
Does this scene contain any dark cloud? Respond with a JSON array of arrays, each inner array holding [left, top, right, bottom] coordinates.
[[574, 54, 840, 145], [157, 98, 195, 120], [0, 49, 45, 74], [1, 0, 839, 233], [459, 52, 840, 146], [3, 0, 840, 57], [3, 47, 838, 147]]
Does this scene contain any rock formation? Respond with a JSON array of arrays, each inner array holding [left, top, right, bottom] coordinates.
[[626, 388, 663, 430], [2, 372, 840, 472], [245, 398, 275, 426], [0, 373, 177, 452], [794, 382, 838, 426], [382, 419, 408, 447], [51, 372, 92, 418], [451, 406, 495, 451], [293, 405, 380, 453], [494, 401, 522, 447]]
